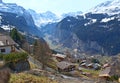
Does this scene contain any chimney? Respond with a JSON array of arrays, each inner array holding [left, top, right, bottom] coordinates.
[[6, 40, 9, 45]]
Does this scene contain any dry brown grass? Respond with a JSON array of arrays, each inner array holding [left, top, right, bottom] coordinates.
[[10, 73, 58, 83]]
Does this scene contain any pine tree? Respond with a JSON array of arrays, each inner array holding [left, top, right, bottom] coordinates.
[[10, 28, 23, 45]]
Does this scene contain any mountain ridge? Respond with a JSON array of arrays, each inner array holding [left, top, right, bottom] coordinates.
[[41, 0, 120, 55], [0, 1, 42, 37], [28, 9, 83, 27], [90, 0, 120, 15]]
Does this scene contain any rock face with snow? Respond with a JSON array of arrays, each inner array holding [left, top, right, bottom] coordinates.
[[90, 0, 120, 15], [0, 3, 35, 27], [28, 9, 61, 27], [41, 0, 120, 55], [62, 11, 83, 17], [28, 9, 83, 28], [0, 1, 41, 37]]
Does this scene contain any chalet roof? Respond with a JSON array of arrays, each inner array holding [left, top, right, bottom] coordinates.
[[53, 53, 66, 58], [103, 63, 110, 68], [100, 59, 120, 77], [81, 63, 86, 66], [99, 67, 115, 77], [99, 67, 111, 77], [0, 34, 16, 46], [57, 61, 75, 70]]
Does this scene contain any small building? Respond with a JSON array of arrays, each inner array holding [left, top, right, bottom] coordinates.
[[87, 63, 94, 68], [93, 63, 101, 70], [57, 61, 76, 72], [53, 53, 66, 61], [80, 63, 87, 68], [99, 67, 112, 78], [102, 63, 110, 69], [99, 59, 120, 79], [0, 34, 17, 54]]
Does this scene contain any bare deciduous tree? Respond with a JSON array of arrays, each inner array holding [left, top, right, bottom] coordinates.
[[33, 39, 51, 69]]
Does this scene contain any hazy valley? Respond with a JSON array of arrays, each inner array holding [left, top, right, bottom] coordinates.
[[0, 0, 120, 83]]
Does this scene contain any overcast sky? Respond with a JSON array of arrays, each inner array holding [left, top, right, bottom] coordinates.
[[3, 0, 111, 15]]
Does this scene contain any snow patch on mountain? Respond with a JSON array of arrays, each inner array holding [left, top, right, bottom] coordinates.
[[90, 0, 120, 15], [84, 19, 97, 26], [67, 19, 71, 22], [91, 19, 97, 23], [28, 9, 83, 27], [101, 17, 115, 22], [118, 19, 120, 21], [0, 3, 24, 15], [62, 11, 83, 17], [28, 9, 61, 27]]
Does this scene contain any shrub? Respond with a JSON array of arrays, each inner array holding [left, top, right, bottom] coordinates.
[[3, 52, 28, 63], [0, 54, 5, 60], [110, 75, 119, 81]]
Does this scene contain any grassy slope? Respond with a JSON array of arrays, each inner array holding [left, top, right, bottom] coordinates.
[[10, 73, 58, 83], [9, 59, 58, 83]]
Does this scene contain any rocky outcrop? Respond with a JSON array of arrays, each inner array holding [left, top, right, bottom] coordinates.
[[9, 60, 30, 72], [0, 68, 10, 83]]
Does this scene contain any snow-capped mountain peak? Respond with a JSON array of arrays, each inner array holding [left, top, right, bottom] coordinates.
[[28, 9, 83, 27], [28, 9, 61, 27], [0, 2, 35, 27], [62, 11, 83, 17], [90, 0, 120, 15]]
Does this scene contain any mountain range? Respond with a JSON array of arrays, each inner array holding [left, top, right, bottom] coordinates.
[[0, 0, 120, 55], [27, 9, 60, 28], [0, 0, 41, 37], [90, 0, 120, 15], [40, 0, 120, 55], [28, 9, 82, 27]]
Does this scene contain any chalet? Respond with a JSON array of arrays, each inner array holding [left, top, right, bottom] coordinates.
[[53, 53, 66, 61], [102, 63, 110, 69], [0, 34, 17, 54], [93, 63, 101, 70], [87, 63, 93, 68], [57, 61, 76, 72], [99, 67, 112, 78], [99, 59, 120, 79], [80, 63, 87, 68]]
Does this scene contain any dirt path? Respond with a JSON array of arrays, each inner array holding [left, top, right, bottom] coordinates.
[[54, 75, 96, 83]]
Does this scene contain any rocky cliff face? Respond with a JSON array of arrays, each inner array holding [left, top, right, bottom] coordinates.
[[40, 0, 120, 55], [0, 1, 42, 37], [41, 13, 120, 55], [9, 60, 30, 72], [0, 11, 41, 36]]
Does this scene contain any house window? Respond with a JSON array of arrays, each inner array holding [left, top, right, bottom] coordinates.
[[1, 49, 5, 53]]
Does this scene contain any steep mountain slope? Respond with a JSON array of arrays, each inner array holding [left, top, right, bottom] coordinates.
[[62, 11, 83, 17], [41, 0, 120, 55], [28, 9, 60, 27], [0, 1, 41, 37], [28, 9, 83, 28], [90, 0, 120, 15]]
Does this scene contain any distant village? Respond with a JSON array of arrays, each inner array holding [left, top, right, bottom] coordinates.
[[53, 48, 120, 82]]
